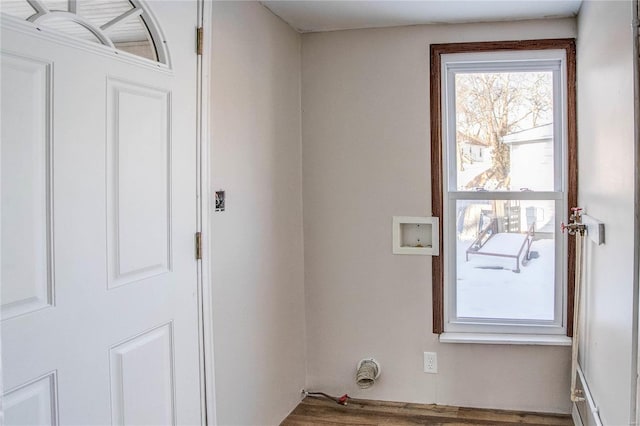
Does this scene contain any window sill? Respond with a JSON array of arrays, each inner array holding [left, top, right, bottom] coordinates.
[[439, 332, 572, 346]]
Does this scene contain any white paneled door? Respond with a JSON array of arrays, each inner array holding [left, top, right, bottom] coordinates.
[[1, 1, 203, 424]]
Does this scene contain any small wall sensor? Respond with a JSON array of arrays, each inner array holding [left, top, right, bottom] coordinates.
[[215, 191, 225, 212]]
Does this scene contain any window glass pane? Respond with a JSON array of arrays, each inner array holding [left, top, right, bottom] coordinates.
[[455, 199, 556, 320], [455, 72, 554, 191], [0, 1, 35, 19], [76, 0, 158, 61], [112, 16, 158, 62], [76, 0, 133, 28], [40, 0, 68, 12]]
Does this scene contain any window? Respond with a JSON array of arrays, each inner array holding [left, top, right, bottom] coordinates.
[[0, 0, 167, 64], [430, 40, 577, 340]]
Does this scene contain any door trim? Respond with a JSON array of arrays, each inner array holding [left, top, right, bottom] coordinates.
[[196, 0, 217, 424]]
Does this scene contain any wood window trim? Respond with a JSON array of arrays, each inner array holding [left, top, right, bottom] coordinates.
[[429, 38, 577, 336]]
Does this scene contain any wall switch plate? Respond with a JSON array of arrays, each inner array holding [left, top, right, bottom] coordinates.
[[424, 352, 437, 374]]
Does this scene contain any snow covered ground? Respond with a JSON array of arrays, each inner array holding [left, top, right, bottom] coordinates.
[[457, 160, 492, 189], [456, 237, 555, 320]]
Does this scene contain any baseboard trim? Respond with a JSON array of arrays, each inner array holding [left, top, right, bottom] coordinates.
[[573, 364, 603, 426]]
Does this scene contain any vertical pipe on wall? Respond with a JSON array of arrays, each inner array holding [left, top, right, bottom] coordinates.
[[570, 232, 585, 403], [632, 0, 640, 423]]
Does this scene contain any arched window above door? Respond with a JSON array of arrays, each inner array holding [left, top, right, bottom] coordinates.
[[0, 0, 167, 64]]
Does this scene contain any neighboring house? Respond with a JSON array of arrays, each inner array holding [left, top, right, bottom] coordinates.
[[502, 123, 555, 233], [460, 140, 490, 163], [502, 123, 554, 191]]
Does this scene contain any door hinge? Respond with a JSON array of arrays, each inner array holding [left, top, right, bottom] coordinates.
[[195, 231, 202, 260], [196, 26, 203, 56]]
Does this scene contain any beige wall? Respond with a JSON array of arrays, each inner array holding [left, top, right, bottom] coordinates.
[[576, 1, 636, 425], [301, 19, 576, 413], [210, 2, 306, 425]]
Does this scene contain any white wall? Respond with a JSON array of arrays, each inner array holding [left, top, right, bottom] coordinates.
[[210, 2, 306, 424], [576, 1, 636, 425], [302, 19, 576, 414]]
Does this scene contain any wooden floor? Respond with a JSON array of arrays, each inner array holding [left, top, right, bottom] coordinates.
[[281, 397, 573, 426]]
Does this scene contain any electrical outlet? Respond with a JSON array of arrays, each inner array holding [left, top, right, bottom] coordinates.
[[424, 352, 437, 373]]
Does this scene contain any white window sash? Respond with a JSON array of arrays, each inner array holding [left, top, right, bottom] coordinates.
[[440, 50, 569, 335]]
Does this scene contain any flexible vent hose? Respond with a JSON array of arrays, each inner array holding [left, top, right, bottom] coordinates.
[[302, 390, 349, 405], [356, 359, 380, 389]]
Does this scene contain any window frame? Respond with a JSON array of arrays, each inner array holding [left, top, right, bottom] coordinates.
[[429, 39, 577, 337]]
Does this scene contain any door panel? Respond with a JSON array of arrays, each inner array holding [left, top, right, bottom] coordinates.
[[110, 323, 175, 425], [0, 52, 53, 321], [1, 2, 202, 424], [106, 78, 171, 288], [3, 373, 58, 426]]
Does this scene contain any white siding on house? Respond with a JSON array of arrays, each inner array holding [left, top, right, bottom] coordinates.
[[509, 142, 553, 190]]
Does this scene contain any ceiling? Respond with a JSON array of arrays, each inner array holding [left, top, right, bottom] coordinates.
[[261, 0, 583, 33]]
